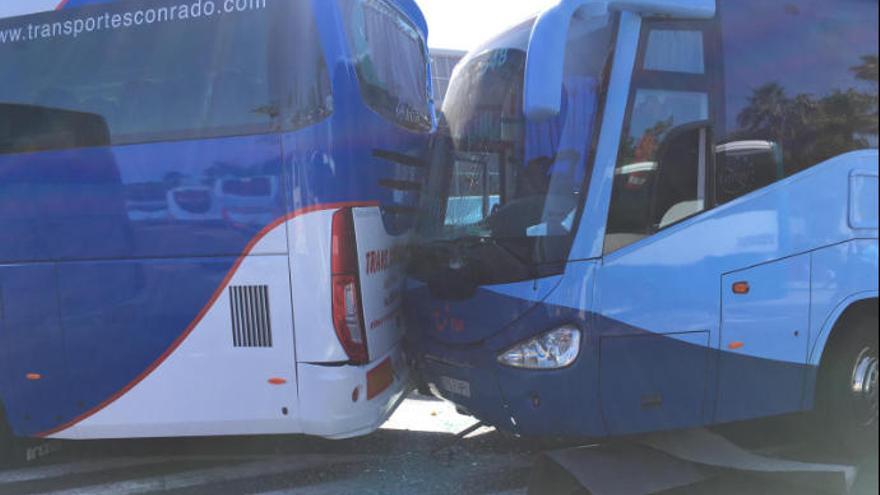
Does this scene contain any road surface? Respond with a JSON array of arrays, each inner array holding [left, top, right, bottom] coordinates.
[[0, 395, 876, 495]]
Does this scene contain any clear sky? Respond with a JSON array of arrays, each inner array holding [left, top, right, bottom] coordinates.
[[415, 0, 557, 51]]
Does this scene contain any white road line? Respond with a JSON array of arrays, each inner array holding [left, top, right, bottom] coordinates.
[[36, 454, 370, 495]]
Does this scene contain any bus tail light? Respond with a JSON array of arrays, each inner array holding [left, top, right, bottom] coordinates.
[[331, 208, 368, 365]]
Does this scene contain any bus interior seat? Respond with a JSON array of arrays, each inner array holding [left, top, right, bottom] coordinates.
[[604, 233, 648, 253], [659, 200, 703, 229]]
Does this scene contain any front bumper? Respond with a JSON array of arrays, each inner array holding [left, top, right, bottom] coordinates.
[[412, 336, 607, 439], [297, 342, 411, 439]]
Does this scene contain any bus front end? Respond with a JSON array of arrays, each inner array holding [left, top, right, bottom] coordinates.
[[407, 15, 617, 438], [409, 0, 878, 449]]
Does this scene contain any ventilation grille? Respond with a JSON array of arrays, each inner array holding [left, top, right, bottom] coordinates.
[[229, 285, 273, 348]]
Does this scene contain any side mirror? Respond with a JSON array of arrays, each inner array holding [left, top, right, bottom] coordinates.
[[523, 0, 716, 121]]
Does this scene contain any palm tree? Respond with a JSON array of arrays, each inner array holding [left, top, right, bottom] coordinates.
[[852, 55, 879, 85], [737, 83, 791, 142]]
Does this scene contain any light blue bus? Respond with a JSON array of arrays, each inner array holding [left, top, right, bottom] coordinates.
[[408, 0, 878, 453]]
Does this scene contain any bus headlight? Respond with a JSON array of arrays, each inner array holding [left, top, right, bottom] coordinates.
[[497, 325, 581, 369]]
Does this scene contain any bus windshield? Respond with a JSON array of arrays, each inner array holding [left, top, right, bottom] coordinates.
[[414, 16, 616, 282]]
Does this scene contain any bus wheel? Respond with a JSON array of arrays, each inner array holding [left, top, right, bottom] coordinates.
[[817, 313, 878, 458]]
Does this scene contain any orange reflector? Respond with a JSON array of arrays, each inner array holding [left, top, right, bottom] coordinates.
[[26, 373, 42, 381], [366, 358, 394, 400], [728, 341, 745, 350], [732, 282, 750, 294], [268, 378, 287, 386]]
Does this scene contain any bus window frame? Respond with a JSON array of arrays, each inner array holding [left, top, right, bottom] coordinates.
[[604, 16, 723, 254]]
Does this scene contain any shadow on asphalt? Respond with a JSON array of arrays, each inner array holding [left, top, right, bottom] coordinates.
[[6, 406, 877, 495]]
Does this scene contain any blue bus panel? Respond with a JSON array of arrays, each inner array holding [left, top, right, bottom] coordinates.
[[1, 0, 432, 438]]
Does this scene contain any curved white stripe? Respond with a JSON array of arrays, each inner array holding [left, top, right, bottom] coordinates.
[[52, 220, 300, 439]]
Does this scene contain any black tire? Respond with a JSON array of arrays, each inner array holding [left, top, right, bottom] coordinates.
[[815, 313, 879, 458]]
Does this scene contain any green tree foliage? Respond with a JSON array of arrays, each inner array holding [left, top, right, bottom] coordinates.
[[735, 54, 878, 176]]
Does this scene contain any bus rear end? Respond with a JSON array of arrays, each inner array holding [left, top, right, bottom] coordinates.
[[290, 0, 433, 438]]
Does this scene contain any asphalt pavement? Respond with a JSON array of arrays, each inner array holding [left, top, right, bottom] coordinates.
[[0, 396, 876, 495]]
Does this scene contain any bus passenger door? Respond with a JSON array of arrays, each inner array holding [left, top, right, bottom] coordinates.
[[715, 255, 811, 423], [0, 266, 72, 436], [594, 18, 723, 435], [596, 123, 716, 436]]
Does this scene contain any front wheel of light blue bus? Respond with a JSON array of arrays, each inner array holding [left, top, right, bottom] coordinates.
[[816, 308, 879, 459]]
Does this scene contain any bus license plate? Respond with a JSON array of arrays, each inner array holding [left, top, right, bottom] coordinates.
[[439, 376, 471, 398]]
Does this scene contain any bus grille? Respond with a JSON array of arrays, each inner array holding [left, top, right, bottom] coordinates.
[[229, 285, 273, 348]]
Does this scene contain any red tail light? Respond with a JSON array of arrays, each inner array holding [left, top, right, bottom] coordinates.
[[331, 208, 368, 364]]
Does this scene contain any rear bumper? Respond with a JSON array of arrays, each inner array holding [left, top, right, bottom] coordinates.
[[297, 342, 410, 439]]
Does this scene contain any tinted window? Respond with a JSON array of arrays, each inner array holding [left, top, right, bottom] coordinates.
[[0, 104, 110, 155], [714, 140, 784, 204], [644, 30, 705, 74], [718, 0, 879, 191], [606, 22, 715, 253], [339, 0, 431, 131], [0, 0, 331, 155], [283, 1, 334, 130]]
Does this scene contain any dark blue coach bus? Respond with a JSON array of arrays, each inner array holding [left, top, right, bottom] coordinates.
[[0, 0, 433, 448]]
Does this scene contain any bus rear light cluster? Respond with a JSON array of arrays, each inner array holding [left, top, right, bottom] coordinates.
[[331, 208, 369, 365]]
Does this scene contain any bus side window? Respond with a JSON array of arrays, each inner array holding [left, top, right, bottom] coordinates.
[[604, 20, 717, 254], [716, 0, 878, 186], [651, 124, 710, 230], [714, 140, 783, 205]]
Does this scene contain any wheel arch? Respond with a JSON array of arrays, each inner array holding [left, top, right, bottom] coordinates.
[[810, 293, 879, 369]]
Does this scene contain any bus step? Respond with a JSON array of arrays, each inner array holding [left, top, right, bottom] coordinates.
[[528, 429, 857, 495]]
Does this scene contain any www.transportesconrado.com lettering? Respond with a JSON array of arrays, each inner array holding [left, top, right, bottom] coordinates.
[[0, 0, 267, 44]]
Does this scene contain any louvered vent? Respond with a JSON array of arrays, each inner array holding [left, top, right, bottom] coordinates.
[[229, 285, 273, 348]]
